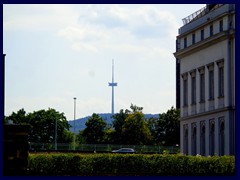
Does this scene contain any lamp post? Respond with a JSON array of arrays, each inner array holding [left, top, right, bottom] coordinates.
[[55, 117, 57, 150], [73, 97, 77, 150]]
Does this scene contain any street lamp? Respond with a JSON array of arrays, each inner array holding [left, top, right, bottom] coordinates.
[[73, 97, 77, 150], [55, 116, 57, 150]]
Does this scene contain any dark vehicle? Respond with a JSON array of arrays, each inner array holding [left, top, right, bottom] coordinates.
[[112, 148, 135, 153]]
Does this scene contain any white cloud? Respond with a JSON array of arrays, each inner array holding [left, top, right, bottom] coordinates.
[[3, 4, 179, 54], [3, 4, 78, 32], [58, 26, 109, 42], [71, 43, 99, 53], [55, 4, 179, 53], [4, 4, 205, 120], [5, 96, 68, 116]]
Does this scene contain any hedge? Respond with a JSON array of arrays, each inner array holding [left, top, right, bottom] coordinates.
[[27, 153, 235, 176]]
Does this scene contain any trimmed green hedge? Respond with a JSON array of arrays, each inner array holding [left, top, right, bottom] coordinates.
[[28, 153, 235, 175]]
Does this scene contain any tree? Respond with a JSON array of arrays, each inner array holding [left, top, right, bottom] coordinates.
[[5, 108, 27, 124], [155, 107, 180, 146], [82, 113, 107, 144], [104, 128, 115, 144], [122, 111, 152, 145], [76, 130, 86, 144], [112, 104, 152, 145], [130, 104, 143, 113], [5, 108, 71, 143], [27, 108, 71, 143], [112, 109, 129, 144], [62, 130, 74, 144], [146, 116, 159, 145]]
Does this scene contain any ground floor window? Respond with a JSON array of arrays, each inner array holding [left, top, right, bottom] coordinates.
[[200, 121, 206, 156], [219, 117, 225, 156], [209, 119, 215, 156], [183, 124, 188, 155], [191, 123, 197, 155]]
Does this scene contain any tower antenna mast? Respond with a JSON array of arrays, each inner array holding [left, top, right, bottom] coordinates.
[[108, 59, 117, 115]]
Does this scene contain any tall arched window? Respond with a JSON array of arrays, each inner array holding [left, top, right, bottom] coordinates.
[[192, 123, 197, 155], [200, 121, 206, 156], [209, 119, 215, 156], [183, 124, 188, 155], [219, 117, 225, 156]]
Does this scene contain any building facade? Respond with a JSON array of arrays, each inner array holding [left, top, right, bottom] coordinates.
[[174, 4, 235, 156]]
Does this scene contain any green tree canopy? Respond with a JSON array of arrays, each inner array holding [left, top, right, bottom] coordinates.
[[5, 108, 27, 124], [5, 108, 72, 143], [146, 116, 159, 145], [130, 104, 143, 113], [112, 109, 129, 144], [155, 107, 180, 146], [112, 104, 152, 145], [122, 111, 152, 145], [82, 113, 107, 144], [27, 108, 70, 143], [76, 130, 86, 144]]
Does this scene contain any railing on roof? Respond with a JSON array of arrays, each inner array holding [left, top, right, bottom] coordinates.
[[182, 4, 224, 25], [182, 6, 207, 25]]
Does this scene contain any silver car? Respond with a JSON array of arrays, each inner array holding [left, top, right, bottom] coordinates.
[[112, 148, 135, 153]]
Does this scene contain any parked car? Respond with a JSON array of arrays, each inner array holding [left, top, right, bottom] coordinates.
[[112, 148, 135, 153]]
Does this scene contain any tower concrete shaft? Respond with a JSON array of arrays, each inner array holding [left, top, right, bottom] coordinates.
[[108, 59, 117, 115]]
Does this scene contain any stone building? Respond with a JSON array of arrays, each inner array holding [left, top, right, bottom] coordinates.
[[174, 4, 235, 156]]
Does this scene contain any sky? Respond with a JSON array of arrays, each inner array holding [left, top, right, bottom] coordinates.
[[3, 4, 205, 120]]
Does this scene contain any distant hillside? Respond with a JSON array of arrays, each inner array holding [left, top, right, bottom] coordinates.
[[68, 113, 159, 133]]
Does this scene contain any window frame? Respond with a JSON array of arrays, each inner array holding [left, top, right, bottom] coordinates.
[[210, 24, 213, 37], [201, 29, 204, 40]]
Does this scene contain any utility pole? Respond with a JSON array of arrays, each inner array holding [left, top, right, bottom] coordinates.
[[73, 97, 77, 150], [55, 117, 57, 150]]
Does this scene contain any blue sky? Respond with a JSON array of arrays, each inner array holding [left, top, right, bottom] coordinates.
[[3, 4, 205, 120]]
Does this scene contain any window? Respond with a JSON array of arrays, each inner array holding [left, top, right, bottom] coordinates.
[[217, 60, 224, 97], [182, 73, 188, 106], [210, 24, 213, 36], [192, 33, 195, 44], [200, 121, 206, 156], [209, 119, 215, 156], [191, 123, 197, 156], [209, 70, 214, 100], [208, 64, 214, 100], [219, 67, 224, 97], [184, 37, 187, 48], [201, 29, 204, 40], [219, 20, 223, 32], [191, 72, 196, 104], [183, 124, 188, 155], [200, 73, 205, 102], [183, 79, 188, 106], [219, 117, 225, 156]]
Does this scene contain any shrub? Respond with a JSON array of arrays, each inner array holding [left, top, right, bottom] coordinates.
[[27, 153, 235, 176]]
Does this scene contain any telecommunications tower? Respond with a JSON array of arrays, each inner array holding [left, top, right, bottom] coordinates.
[[108, 59, 117, 115]]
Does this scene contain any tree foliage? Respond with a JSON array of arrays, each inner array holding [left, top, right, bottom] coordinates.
[[5, 108, 72, 143], [146, 116, 159, 144], [6, 105, 180, 146], [76, 130, 86, 144], [130, 104, 143, 113], [4, 108, 27, 124], [110, 105, 180, 146], [112, 109, 129, 144], [122, 111, 152, 145], [112, 104, 152, 145], [155, 106, 180, 146], [82, 113, 107, 144]]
